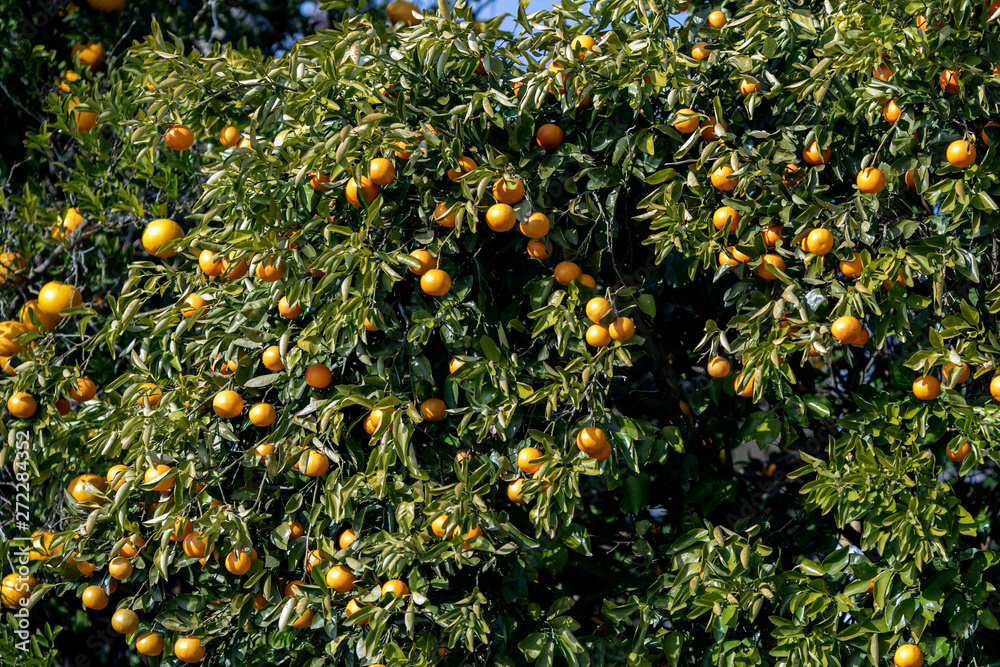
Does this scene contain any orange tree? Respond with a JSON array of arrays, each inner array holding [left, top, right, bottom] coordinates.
[[5, 0, 1000, 665]]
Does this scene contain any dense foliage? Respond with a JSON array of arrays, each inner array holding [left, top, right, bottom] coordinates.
[[5, 0, 1000, 665]]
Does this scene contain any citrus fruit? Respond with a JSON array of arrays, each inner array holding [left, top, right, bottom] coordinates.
[[946, 139, 976, 168], [894, 644, 924, 667], [856, 167, 885, 194], [711, 165, 737, 191], [262, 346, 284, 371], [408, 249, 437, 275], [707, 9, 727, 27], [802, 141, 831, 165], [839, 253, 863, 277], [912, 375, 941, 400], [707, 357, 730, 378], [301, 450, 329, 477], [381, 579, 409, 597], [805, 228, 834, 255], [345, 176, 378, 206], [536, 123, 564, 149], [164, 124, 194, 150], [883, 100, 902, 123], [446, 156, 477, 181], [672, 108, 699, 133], [420, 269, 452, 296], [713, 207, 740, 232], [609, 317, 635, 341], [493, 176, 524, 203], [517, 447, 544, 473], [434, 202, 457, 227], [81, 585, 109, 610], [305, 363, 332, 388], [739, 79, 761, 96], [486, 203, 517, 232], [68, 474, 107, 503], [213, 390, 243, 418], [554, 261, 581, 285], [586, 324, 612, 347], [520, 212, 550, 238], [946, 441, 972, 463], [943, 362, 971, 384], [174, 637, 206, 663], [219, 125, 240, 147], [7, 392, 36, 418], [757, 254, 785, 280], [111, 609, 139, 634], [277, 297, 302, 318], [420, 397, 446, 421], [144, 464, 174, 492], [370, 157, 396, 185], [37, 281, 81, 314], [733, 372, 754, 397]]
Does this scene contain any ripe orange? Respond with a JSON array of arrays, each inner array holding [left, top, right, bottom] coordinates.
[[174, 637, 206, 663], [893, 645, 924, 667], [873, 62, 891, 80], [326, 565, 356, 593], [408, 249, 437, 275], [346, 598, 370, 624], [219, 125, 241, 147], [0, 251, 26, 283], [254, 442, 275, 463], [369, 157, 396, 185], [68, 97, 98, 132], [106, 464, 129, 491], [781, 164, 801, 186], [213, 390, 243, 418], [946, 139, 976, 168], [536, 123, 565, 149], [434, 202, 457, 227], [144, 464, 174, 492], [711, 165, 737, 191], [2, 573, 36, 608], [585, 297, 613, 324], [493, 176, 524, 204], [72, 42, 105, 71], [198, 249, 223, 276], [449, 357, 466, 374], [802, 141, 831, 166], [301, 450, 329, 476], [839, 253, 863, 277], [81, 585, 109, 610], [943, 362, 971, 384], [830, 316, 862, 344], [939, 69, 960, 94], [394, 141, 413, 159], [586, 324, 611, 347], [486, 203, 517, 232], [707, 357, 730, 378], [517, 447, 544, 473], [990, 375, 1000, 401], [804, 228, 834, 255], [222, 253, 248, 280], [37, 281, 82, 314], [381, 579, 409, 597], [248, 402, 276, 427], [135, 632, 164, 656], [739, 79, 761, 96], [883, 100, 902, 123], [431, 514, 455, 537], [446, 156, 477, 181], [700, 116, 727, 141], [7, 392, 36, 419], [554, 261, 581, 285], [223, 548, 253, 575], [609, 317, 636, 341], [67, 377, 97, 403], [576, 427, 607, 455], [387, 0, 421, 25], [346, 176, 378, 207], [761, 225, 784, 246], [570, 34, 597, 58], [277, 297, 302, 319], [181, 294, 208, 318], [912, 376, 941, 400], [164, 124, 195, 150], [707, 9, 727, 27], [262, 346, 284, 371], [757, 254, 785, 280], [170, 518, 193, 542], [733, 372, 754, 397], [507, 479, 525, 503], [526, 239, 552, 259], [520, 212, 550, 238], [718, 246, 750, 266], [982, 121, 1000, 144], [255, 257, 283, 282], [68, 474, 107, 503], [291, 609, 314, 629], [111, 608, 139, 634], [311, 171, 331, 193], [420, 269, 452, 296], [339, 528, 357, 549], [946, 441, 972, 463], [305, 363, 332, 388], [856, 167, 886, 194], [420, 397, 446, 421], [109, 556, 133, 580], [672, 108, 700, 133], [0, 322, 23, 356], [119, 535, 146, 558], [182, 531, 208, 559], [286, 521, 306, 540], [691, 42, 710, 61], [712, 206, 739, 232], [903, 168, 916, 189]]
